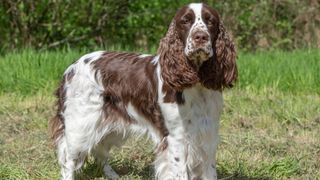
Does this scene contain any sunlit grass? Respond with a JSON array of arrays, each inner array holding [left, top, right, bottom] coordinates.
[[0, 49, 319, 95], [237, 49, 320, 94]]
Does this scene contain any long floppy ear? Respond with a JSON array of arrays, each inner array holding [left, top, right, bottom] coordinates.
[[157, 20, 199, 91], [199, 21, 237, 90]]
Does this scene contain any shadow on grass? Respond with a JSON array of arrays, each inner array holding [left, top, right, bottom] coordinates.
[[218, 171, 272, 180], [76, 159, 154, 179], [77, 160, 272, 180]]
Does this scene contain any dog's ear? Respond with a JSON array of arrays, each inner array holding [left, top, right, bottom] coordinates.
[[199, 21, 237, 90], [157, 20, 199, 91]]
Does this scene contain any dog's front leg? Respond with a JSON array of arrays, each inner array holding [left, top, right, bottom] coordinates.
[[155, 135, 188, 180]]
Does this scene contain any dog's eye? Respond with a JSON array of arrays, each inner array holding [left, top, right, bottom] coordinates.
[[204, 14, 215, 27], [207, 21, 213, 26], [182, 18, 191, 25], [181, 14, 193, 25]]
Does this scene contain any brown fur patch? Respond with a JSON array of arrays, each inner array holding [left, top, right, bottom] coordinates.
[[49, 75, 67, 146], [157, 20, 199, 92], [163, 88, 185, 104], [198, 22, 237, 90], [92, 52, 169, 138], [156, 137, 168, 154]]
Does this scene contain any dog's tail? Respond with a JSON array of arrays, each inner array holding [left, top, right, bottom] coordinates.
[[49, 79, 66, 146]]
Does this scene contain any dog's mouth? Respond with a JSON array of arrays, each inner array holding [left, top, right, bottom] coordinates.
[[187, 48, 213, 66]]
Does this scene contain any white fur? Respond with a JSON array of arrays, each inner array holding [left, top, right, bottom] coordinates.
[[185, 3, 213, 60], [57, 51, 128, 179], [151, 55, 160, 65], [155, 61, 222, 180], [138, 54, 152, 58], [57, 41, 222, 180]]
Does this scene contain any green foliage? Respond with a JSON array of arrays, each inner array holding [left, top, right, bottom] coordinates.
[[0, 0, 319, 52], [209, 0, 320, 50]]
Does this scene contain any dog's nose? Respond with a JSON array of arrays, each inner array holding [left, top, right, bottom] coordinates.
[[193, 31, 209, 44]]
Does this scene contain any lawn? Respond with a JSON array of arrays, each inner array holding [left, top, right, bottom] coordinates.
[[0, 49, 319, 179]]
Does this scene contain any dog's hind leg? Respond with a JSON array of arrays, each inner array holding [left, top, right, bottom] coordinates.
[[57, 135, 87, 180], [92, 132, 128, 180], [102, 163, 119, 180], [52, 51, 114, 179], [57, 76, 107, 179]]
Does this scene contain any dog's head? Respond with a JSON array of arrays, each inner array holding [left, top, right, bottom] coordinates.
[[158, 3, 237, 91]]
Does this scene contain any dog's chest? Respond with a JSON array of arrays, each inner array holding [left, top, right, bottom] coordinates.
[[160, 85, 223, 140], [179, 86, 223, 139], [158, 85, 223, 175]]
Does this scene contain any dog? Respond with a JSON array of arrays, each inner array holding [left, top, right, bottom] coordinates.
[[50, 3, 237, 179]]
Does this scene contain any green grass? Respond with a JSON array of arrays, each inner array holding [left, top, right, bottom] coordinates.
[[0, 49, 319, 179], [0, 49, 319, 95], [237, 50, 320, 94]]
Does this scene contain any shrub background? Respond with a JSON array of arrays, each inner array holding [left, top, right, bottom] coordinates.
[[1, 0, 320, 52]]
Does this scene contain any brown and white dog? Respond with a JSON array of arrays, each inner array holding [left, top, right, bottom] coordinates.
[[50, 3, 237, 180]]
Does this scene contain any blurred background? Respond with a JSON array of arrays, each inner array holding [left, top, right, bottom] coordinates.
[[1, 0, 319, 52]]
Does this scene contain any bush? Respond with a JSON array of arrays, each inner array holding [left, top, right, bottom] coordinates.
[[0, 0, 319, 52]]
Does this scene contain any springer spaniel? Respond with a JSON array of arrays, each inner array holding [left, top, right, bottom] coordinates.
[[50, 3, 237, 180]]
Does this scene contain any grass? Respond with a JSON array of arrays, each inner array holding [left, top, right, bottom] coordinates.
[[0, 49, 319, 179], [0, 49, 319, 95]]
